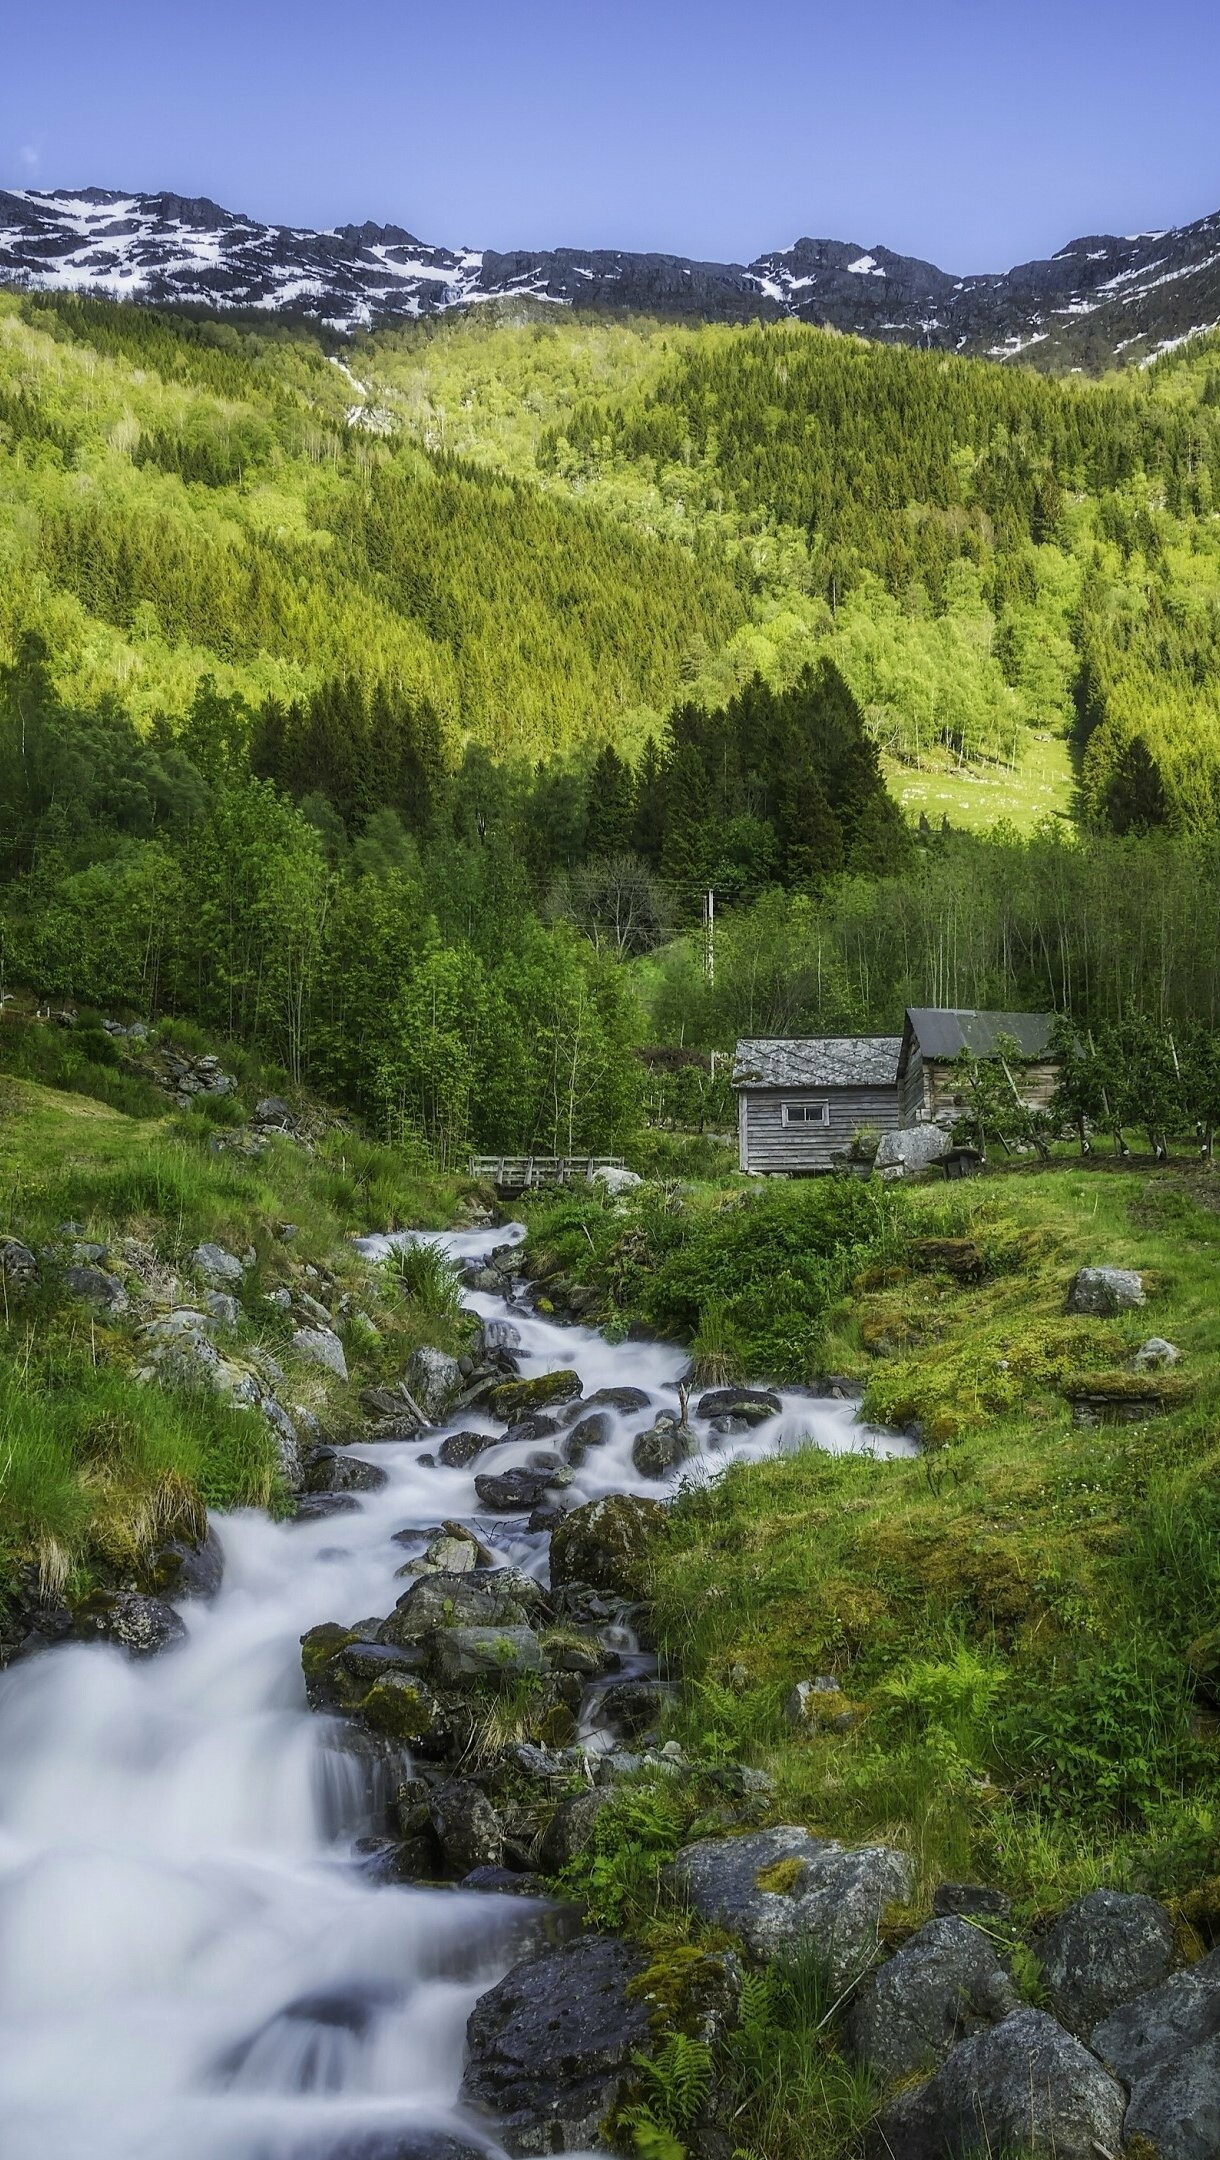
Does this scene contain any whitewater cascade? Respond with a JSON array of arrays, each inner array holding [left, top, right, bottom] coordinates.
[[0, 1223, 913, 2160]]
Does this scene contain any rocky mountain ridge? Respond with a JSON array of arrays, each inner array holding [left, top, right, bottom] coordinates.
[[2, 184, 1220, 369]]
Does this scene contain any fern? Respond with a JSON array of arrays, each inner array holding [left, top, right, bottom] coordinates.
[[620, 2033, 714, 2156]]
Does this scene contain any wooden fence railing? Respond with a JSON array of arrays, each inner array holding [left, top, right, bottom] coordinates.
[[469, 1155, 625, 1192]]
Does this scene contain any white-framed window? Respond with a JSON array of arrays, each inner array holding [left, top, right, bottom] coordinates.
[[782, 1100, 830, 1126]]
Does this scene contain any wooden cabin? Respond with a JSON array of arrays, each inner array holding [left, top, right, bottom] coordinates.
[[732, 1037, 903, 1174], [733, 1008, 1059, 1175], [897, 1008, 1058, 1126]]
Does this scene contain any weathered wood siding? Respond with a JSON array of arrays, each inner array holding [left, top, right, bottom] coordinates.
[[921, 1058, 1060, 1125], [899, 1045, 926, 1125], [740, 1086, 901, 1173]]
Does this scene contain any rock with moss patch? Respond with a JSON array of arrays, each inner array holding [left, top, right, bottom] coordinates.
[[138, 1526, 225, 1600], [695, 1386, 781, 1424], [548, 1493, 665, 1598], [486, 1370, 584, 1422], [668, 1825, 913, 1986], [436, 1429, 494, 1469], [377, 1569, 540, 1647], [432, 1626, 543, 1686], [631, 1422, 696, 1478]]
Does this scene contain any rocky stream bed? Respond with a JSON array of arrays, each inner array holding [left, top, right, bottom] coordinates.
[[0, 1222, 1214, 2160]]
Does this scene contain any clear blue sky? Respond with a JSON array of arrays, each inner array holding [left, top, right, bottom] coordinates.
[[3, 0, 1217, 271]]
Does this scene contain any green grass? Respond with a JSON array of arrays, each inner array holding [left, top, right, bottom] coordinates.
[[881, 726, 1076, 834], [0, 1051, 473, 1593]]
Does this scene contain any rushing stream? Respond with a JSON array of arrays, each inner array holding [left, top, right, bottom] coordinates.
[[0, 1222, 914, 2160]]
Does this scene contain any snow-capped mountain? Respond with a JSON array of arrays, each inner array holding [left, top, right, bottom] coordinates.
[[2, 186, 1219, 369]]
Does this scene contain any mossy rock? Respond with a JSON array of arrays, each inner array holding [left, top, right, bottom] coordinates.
[[486, 1369, 584, 1420], [1175, 1871, 1220, 1949], [628, 1944, 741, 2041], [549, 1492, 667, 1597], [360, 1673, 467, 1753]]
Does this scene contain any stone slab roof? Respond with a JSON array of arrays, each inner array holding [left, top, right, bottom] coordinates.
[[732, 1037, 903, 1090], [901, 1008, 1057, 1064]]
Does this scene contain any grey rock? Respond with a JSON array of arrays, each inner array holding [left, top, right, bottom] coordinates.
[[1133, 1336, 1182, 1369], [190, 1242, 246, 1287], [431, 1625, 543, 1686], [428, 1779, 504, 1875], [1065, 1265, 1146, 1314], [847, 1916, 1019, 2084], [437, 1429, 494, 1469], [696, 1385, 782, 1423], [73, 1590, 188, 1657], [461, 1934, 651, 2155], [1091, 1949, 1220, 2160], [632, 1422, 696, 1478], [302, 1446, 387, 1496], [548, 1492, 665, 1597], [1122, 2035, 1220, 2160], [294, 1289, 334, 1327], [254, 1094, 296, 1129], [139, 1525, 225, 1600], [874, 2006, 1127, 2160], [406, 1346, 463, 1421], [571, 1385, 653, 1416], [292, 1326, 348, 1382], [475, 1467, 564, 1512], [874, 1124, 951, 1176], [785, 1675, 849, 1725], [1038, 1888, 1176, 2036], [668, 1825, 914, 1986], [537, 1788, 610, 1873], [203, 1289, 240, 1327], [0, 1237, 39, 1289], [563, 1411, 614, 1463], [69, 1240, 109, 1264], [590, 1165, 643, 1196], [62, 1264, 129, 1315], [378, 1571, 534, 1648]]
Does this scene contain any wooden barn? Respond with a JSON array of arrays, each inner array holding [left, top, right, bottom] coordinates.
[[733, 1008, 1059, 1175], [897, 1008, 1058, 1126], [732, 1036, 904, 1174]]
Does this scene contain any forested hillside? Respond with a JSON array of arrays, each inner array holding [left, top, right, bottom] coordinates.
[[5, 284, 1220, 1155]]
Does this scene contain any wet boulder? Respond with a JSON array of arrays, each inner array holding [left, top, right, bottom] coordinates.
[[477, 1318, 522, 1356], [548, 1492, 666, 1598], [359, 1672, 469, 1753], [138, 1524, 225, 1600], [563, 1411, 613, 1464], [847, 1916, 1019, 2084], [428, 1778, 505, 1875], [631, 1421, 695, 1479], [1065, 1265, 1146, 1315], [1091, 1947, 1220, 2160], [432, 1626, 543, 1687], [461, 1934, 652, 2155], [406, 1347, 464, 1421], [359, 1382, 424, 1431], [475, 1466, 567, 1513], [695, 1386, 782, 1425], [302, 1445, 387, 1496], [436, 1429, 495, 1469], [72, 1589, 188, 1657], [485, 1370, 583, 1422], [571, 1385, 652, 1417], [293, 1326, 349, 1382], [1037, 1888, 1176, 2037], [872, 2007, 1128, 2160], [668, 1825, 914, 1987]]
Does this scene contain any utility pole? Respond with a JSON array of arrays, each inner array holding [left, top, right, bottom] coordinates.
[[703, 889, 715, 983]]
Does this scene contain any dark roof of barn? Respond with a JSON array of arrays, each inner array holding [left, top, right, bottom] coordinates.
[[900, 1009, 1058, 1065], [732, 1037, 903, 1090]]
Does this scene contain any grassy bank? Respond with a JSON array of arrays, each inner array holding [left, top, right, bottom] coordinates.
[[525, 1164, 1220, 2157], [0, 1018, 472, 1604]]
